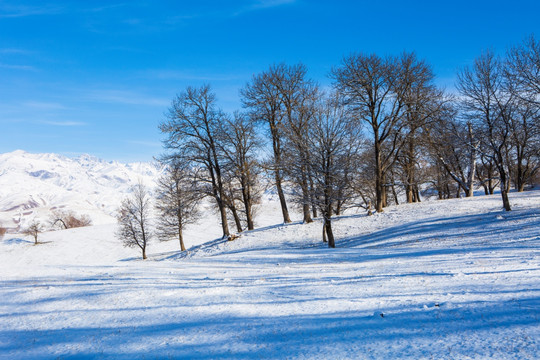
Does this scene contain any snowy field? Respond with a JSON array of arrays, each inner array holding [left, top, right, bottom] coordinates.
[[1, 190, 539, 359]]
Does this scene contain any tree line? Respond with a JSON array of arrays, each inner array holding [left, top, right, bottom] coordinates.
[[117, 36, 540, 257]]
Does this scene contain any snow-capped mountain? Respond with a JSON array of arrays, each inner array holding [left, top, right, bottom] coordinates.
[[0, 150, 161, 230]]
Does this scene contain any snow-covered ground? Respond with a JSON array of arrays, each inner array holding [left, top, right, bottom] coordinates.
[[0, 150, 161, 231], [1, 183, 539, 358]]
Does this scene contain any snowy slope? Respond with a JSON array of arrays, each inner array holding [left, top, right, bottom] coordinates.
[[0, 150, 161, 230], [1, 185, 539, 359]]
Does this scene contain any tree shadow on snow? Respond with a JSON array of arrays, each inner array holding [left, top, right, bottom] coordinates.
[[0, 296, 538, 359]]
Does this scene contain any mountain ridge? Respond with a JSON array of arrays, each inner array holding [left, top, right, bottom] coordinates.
[[0, 150, 161, 230]]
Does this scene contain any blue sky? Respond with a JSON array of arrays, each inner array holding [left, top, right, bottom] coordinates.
[[1, 0, 539, 162]]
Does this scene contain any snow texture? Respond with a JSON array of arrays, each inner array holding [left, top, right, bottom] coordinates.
[[1, 152, 539, 359], [0, 150, 161, 231]]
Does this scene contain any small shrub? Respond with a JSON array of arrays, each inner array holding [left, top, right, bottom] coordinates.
[[22, 220, 43, 244], [51, 210, 93, 229]]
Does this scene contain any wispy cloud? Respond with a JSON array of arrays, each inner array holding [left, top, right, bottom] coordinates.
[[0, 2, 126, 18], [0, 3, 63, 18], [87, 89, 169, 107], [0, 48, 33, 55], [142, 69, 241, 82], [234, 0, 297, 16], [84, 3, 127, 13], [125, 140, 161, 148], [39, 120, 87, 127], [23, 101, 67, 110], [147, 0, 298, 28], [0, 63, 37, 71]]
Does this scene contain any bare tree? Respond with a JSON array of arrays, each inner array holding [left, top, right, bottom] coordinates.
[[507, 35, 540, 105], [398, 70, 446, 202], [116, 182, 153, 259], [50, 210, 92, 229], [219, 112, 261, 231], [457, 50, 514, 211], [241, 64, 292, 223], [332, 52, 432, 212], [424, 106, 479, 198], [308, 93, 361, 247], [275, 63, 318, 223], [476, 149, 499, 195], [0, 225, 6, 240], [508, 98, 540, 191], [22, 220, 43, 245], [155, 162, 202, 251], [160, 85, 230, 238]]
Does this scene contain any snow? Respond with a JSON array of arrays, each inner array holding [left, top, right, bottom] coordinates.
[[0, 150, 161, 231], [1, 152, 539, 359]]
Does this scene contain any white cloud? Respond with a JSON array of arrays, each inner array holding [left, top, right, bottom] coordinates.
[[40, 120, 86, 127], [125, 140, 161, 148], [0, 48, 32, 55], [86, 90, 169, 107], [23, 101, 67, 110], [143, 69, 240, 82], [234, 0, 296, 15], [0, 3, 63, 18], [0, 63, 37, 71]]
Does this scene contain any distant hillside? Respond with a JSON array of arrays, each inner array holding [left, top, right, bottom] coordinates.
[[0, 150, 161, 231]]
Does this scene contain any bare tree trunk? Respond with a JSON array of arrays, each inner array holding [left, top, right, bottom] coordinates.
[[335, 201, 342, 216], [326, 218, 335, 248], [302, 203, 312, 223], [515, 148, 525, 192], [217, 199, 230, 238], [241, 178, 255, 231], [497, 154, 512, 211], [142, 248, 147, 260], [230, 205, 243, 233], [275, 174, 291, 223], [466, 122, 477, 197], [374, 135, 385, 212], [309, 177, 318, 218], [391, 182, 399, 205], [406, 183, 413, 203], [271, 124, 292, 224], [516, 163, 524, 192], [500, 177, 512, 211], [414, 185, 421, 202], [178, 230, 186, 252], [322, 218, 327, 243], [177, 212, 186, 251], [300, 169, 313, 223]]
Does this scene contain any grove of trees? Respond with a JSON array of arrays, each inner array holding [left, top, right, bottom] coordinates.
[[125, 35, 539, 253]]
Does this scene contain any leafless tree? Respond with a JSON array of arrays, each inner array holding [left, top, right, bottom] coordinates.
[[332, 52, 433, 212], [457, 50, 514, 211], [508, 98, 540, 191], [219, 112, 261, 231], [308, 93, 361, 247], [0, 225, 7, 240], [424, 106, 479, 198], [22, 220, 43, 245], [476, 148, 499, 195], [116, 182, 153, 259], [155, 162, 202, 251], [160, 85, 231, 238], [398, 68, 446, 202], [50, 210, 92, 229], [506, 35, 540, 106], [275, 64, 318, 223], [241, 64, 292, 223]]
